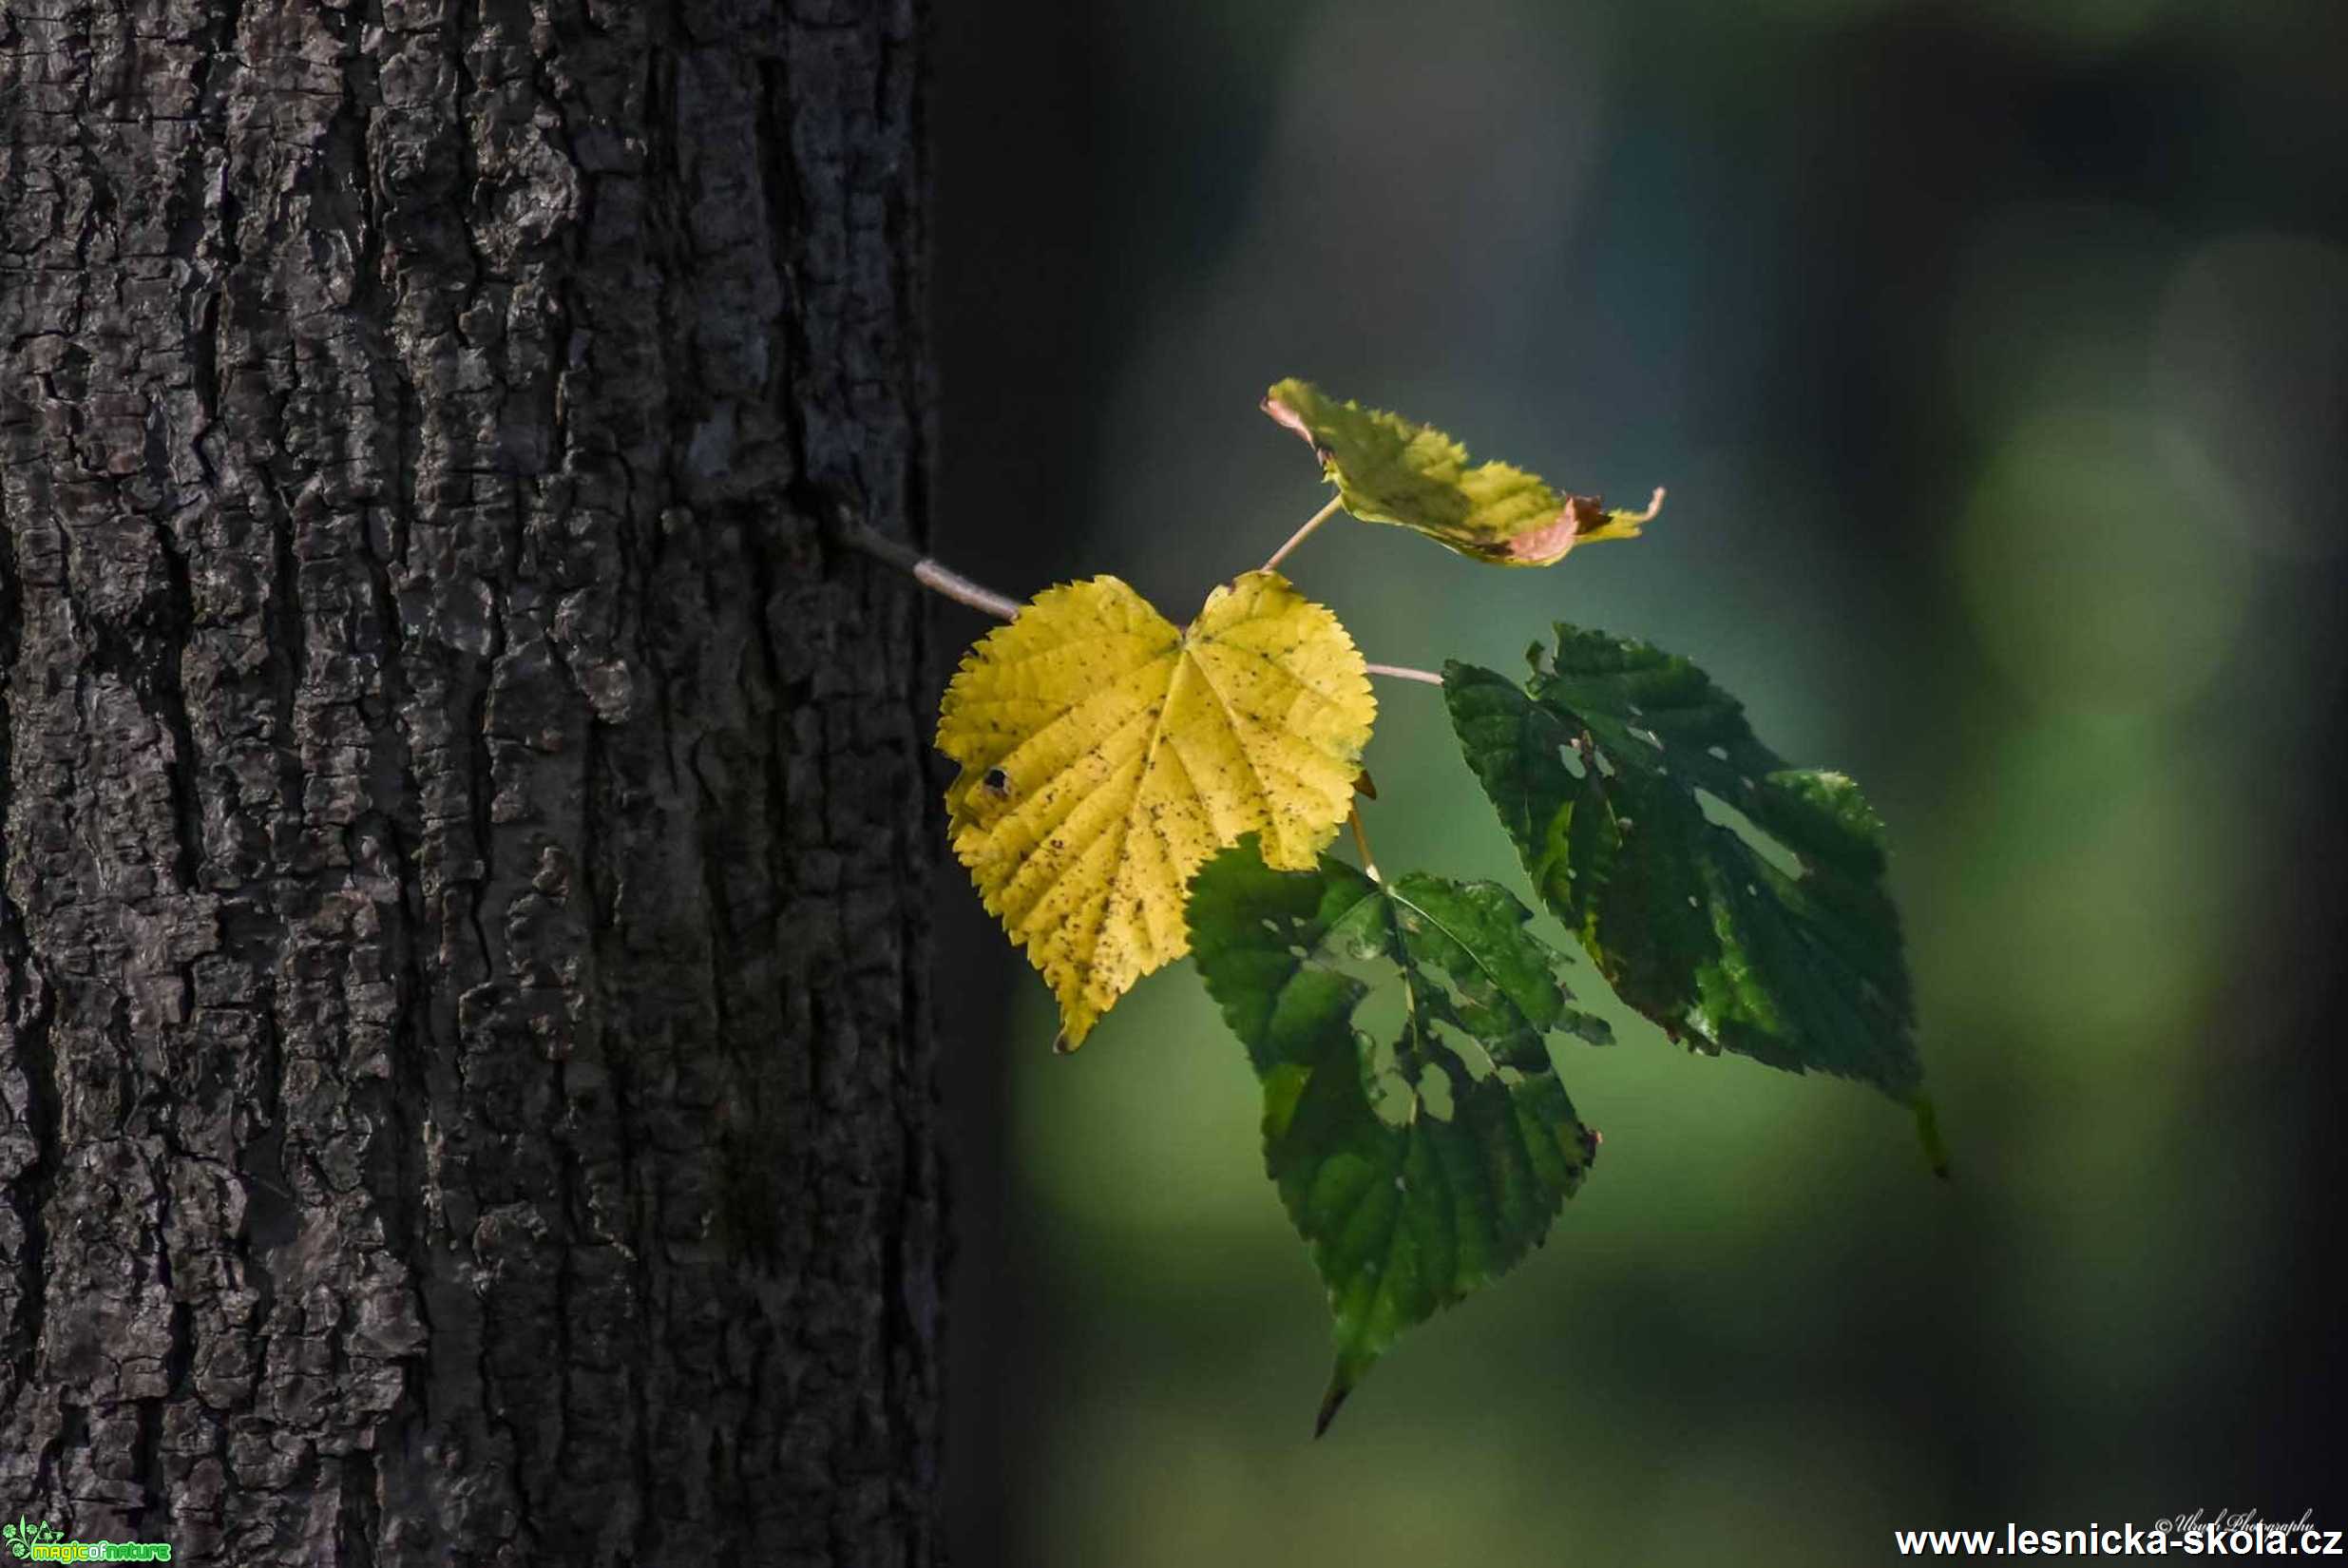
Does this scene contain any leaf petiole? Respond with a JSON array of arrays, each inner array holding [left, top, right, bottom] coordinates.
[[1262, 494, 1346, 573], [1347, 801, 1381, 883], [1365, 661, 1442, 686]]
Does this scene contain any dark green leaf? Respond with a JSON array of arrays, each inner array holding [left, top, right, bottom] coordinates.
[[1189, 838, 1606, 1432], [1444, 629, 1926, 1105]]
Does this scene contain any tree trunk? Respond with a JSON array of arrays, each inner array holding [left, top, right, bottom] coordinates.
[[0, 1, 945, 1562]]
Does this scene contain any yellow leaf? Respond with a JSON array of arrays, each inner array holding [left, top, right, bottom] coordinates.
[[1264, 377, 1664, 566], [936, 573, 1377, 1048]]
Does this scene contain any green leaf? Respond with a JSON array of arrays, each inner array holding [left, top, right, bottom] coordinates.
[[1263, 377, 1663, 566], [1443, 629, 1928, 1110], [1189, 838, 1606, 1433]]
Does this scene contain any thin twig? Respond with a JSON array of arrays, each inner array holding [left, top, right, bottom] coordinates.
[[911, 560, 1021, 621], [838, 516, 1022, 621], [1365, 661, 1443, 686], [1262, 494, 1345, 574], [840, 514, 1454, 691]]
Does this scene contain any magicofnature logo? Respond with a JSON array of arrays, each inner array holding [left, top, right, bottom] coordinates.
[[4, 1516, 171, 1560]]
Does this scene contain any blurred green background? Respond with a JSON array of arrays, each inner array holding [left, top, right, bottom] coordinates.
[[925, 2, 2348, 1561]]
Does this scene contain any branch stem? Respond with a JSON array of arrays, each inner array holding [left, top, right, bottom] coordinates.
[[840, 515, 1451, 693], [1262, 494, 1346, 574], [911, 560, 1022, 621], [838, 516, 1021, 621]]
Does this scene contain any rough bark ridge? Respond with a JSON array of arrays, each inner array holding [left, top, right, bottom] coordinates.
[[0, 0, 943, 1561]]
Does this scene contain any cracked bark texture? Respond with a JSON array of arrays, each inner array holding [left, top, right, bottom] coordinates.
[[0, 0, 945, 1561]]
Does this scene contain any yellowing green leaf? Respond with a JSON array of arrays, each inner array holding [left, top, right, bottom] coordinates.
[[936, 572, 1377, 1048], [1263, 377, 1662, 566]]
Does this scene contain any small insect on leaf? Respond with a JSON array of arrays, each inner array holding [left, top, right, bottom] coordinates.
[[936, 572, 1376, 1048], [1264, 377, 1662, 567]]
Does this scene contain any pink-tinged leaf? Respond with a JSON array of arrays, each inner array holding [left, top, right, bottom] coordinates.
[[1264, 378, 1662, 568]]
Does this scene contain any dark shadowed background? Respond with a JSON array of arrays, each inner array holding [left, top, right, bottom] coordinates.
[[920, 3, 2348, 1562]]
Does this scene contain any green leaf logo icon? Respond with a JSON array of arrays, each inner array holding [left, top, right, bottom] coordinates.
[[4, 1518, 64, 1558]]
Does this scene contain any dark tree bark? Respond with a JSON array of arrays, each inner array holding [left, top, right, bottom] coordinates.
[[0, 1, 945, 1562]]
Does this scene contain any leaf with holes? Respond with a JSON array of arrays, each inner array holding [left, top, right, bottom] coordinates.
[[936, 573, 1376, 1048], [1189, 837, 1608, 1432], [1263, 377, 1663, 566], [1443, 631, 1934, 1146]]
